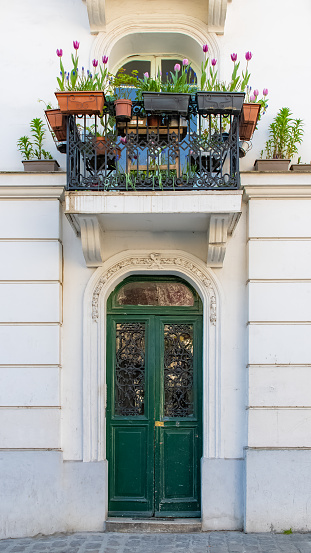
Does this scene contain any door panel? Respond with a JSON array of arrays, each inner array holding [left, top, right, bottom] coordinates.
[[107, 310, 202, 517]]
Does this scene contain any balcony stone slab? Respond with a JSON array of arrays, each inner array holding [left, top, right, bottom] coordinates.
[[64, 190, 242, 268]]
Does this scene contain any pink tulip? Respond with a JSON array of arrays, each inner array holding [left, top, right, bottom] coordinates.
[[254, 89, 259, 97], [183, 58, 189, 66], [263, 88, 268, 96], [211, 59, 217, 66], [231, 53, 237, 62], [250, 94, 256, 102], [245, 51, 252, 61], [73, 41, 80, 50], [144, 72, 149, 78], [92, 59, 98, 68], [56, 49, 63, 57], [102, 55, 108, 64], [203, 44, 208, 53], [174, 63, 181, 72]]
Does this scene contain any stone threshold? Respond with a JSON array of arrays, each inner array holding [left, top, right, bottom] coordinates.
[[105, 517, 202, 533]]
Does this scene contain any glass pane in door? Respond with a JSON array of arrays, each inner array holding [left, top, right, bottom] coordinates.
[[115, 322, 145, 416], [163, 323, 194, 417]]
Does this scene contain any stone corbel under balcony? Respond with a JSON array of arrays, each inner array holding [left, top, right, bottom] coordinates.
[[65, 191, 242, 268]]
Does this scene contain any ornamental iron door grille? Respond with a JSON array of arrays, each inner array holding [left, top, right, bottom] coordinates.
[[62, 97, 241, 191], [106, 276, 203, 517]]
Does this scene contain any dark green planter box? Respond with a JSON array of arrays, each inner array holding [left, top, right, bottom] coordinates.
[[142, 92, 191, 116], [196, 92, 245, 114]]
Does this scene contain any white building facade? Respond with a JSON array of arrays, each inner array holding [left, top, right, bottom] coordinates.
[[1, 0, 311, 538]]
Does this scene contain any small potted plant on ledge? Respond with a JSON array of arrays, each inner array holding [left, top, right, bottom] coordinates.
[[17, 118, 59, 171], [290, 158, 311, 172], [254, 107, 304, 171], [54, 42, 110, 115]]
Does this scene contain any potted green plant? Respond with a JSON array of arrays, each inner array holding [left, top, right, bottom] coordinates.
[[111, 68, 138, 122], [290, 157, 311, 172], [54, 43, 110, 115], [17, 118, 59, 171], [254, 107, 304, 171]]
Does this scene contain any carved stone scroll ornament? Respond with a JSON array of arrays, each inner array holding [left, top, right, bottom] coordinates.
[[91, 253, 217, 323]]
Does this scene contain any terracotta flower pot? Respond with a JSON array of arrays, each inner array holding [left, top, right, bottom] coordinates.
[[114, 99, 132, 122], [239, 103, 261, 141], [89, 137, 121, 170], [55, 91, 105, 115], [45, 109, 66, 141]]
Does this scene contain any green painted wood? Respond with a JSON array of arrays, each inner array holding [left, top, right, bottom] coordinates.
[[107, 277, 202, 518]]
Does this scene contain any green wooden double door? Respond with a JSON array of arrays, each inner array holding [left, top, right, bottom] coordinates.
[[107, 277, 203, 518]]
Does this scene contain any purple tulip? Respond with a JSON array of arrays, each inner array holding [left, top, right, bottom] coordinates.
[[183, 58, 189, 66], [254, 89, 259, 97], [211, 59, 217, 66], [102, 55, 108, 64], [174, 63, 181, 72], [245, 51, 252, 61], [203, 44, 208, 53], [92, 59, 98, 68], [144, 72, 149, 78], [249, 94, 256, 102], [263, 88, 268, 96], [56, 49, 63, 57], [231, 53, 237, 62], [73, 41, 80, 50]]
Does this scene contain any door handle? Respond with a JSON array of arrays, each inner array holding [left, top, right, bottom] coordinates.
[[155, 421, 164, 427]]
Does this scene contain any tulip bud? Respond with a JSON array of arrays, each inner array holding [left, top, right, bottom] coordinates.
[[254, 89, 259, 97], [231, 53, 237, 62], [263, 88, 268, 96], [211, 59, 217, 66], [203, 44, 208, 53], [245, 51, 252, 61], [174, 64, 181, 72], [249, 94, 256, 102], [183, 58, 189, 66]]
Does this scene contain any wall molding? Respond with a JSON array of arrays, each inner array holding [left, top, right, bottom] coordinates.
[[82, 250, 222, 462]]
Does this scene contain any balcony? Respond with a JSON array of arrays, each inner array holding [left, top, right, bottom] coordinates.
[[61, 97, 242, 192]]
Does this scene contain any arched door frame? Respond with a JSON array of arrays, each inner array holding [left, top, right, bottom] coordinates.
[[82, 249, 222, 466]]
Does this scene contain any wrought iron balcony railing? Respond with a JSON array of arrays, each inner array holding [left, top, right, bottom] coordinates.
[[62, 97, 242, 191]]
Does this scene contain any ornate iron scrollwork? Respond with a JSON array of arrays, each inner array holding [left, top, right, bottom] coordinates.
[[65, 97, 241, 191], [164, 323, 194, 417], [115, 323, 145, 416]]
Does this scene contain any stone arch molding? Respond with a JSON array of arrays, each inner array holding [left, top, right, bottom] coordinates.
[[83, 250, 222, 463]]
